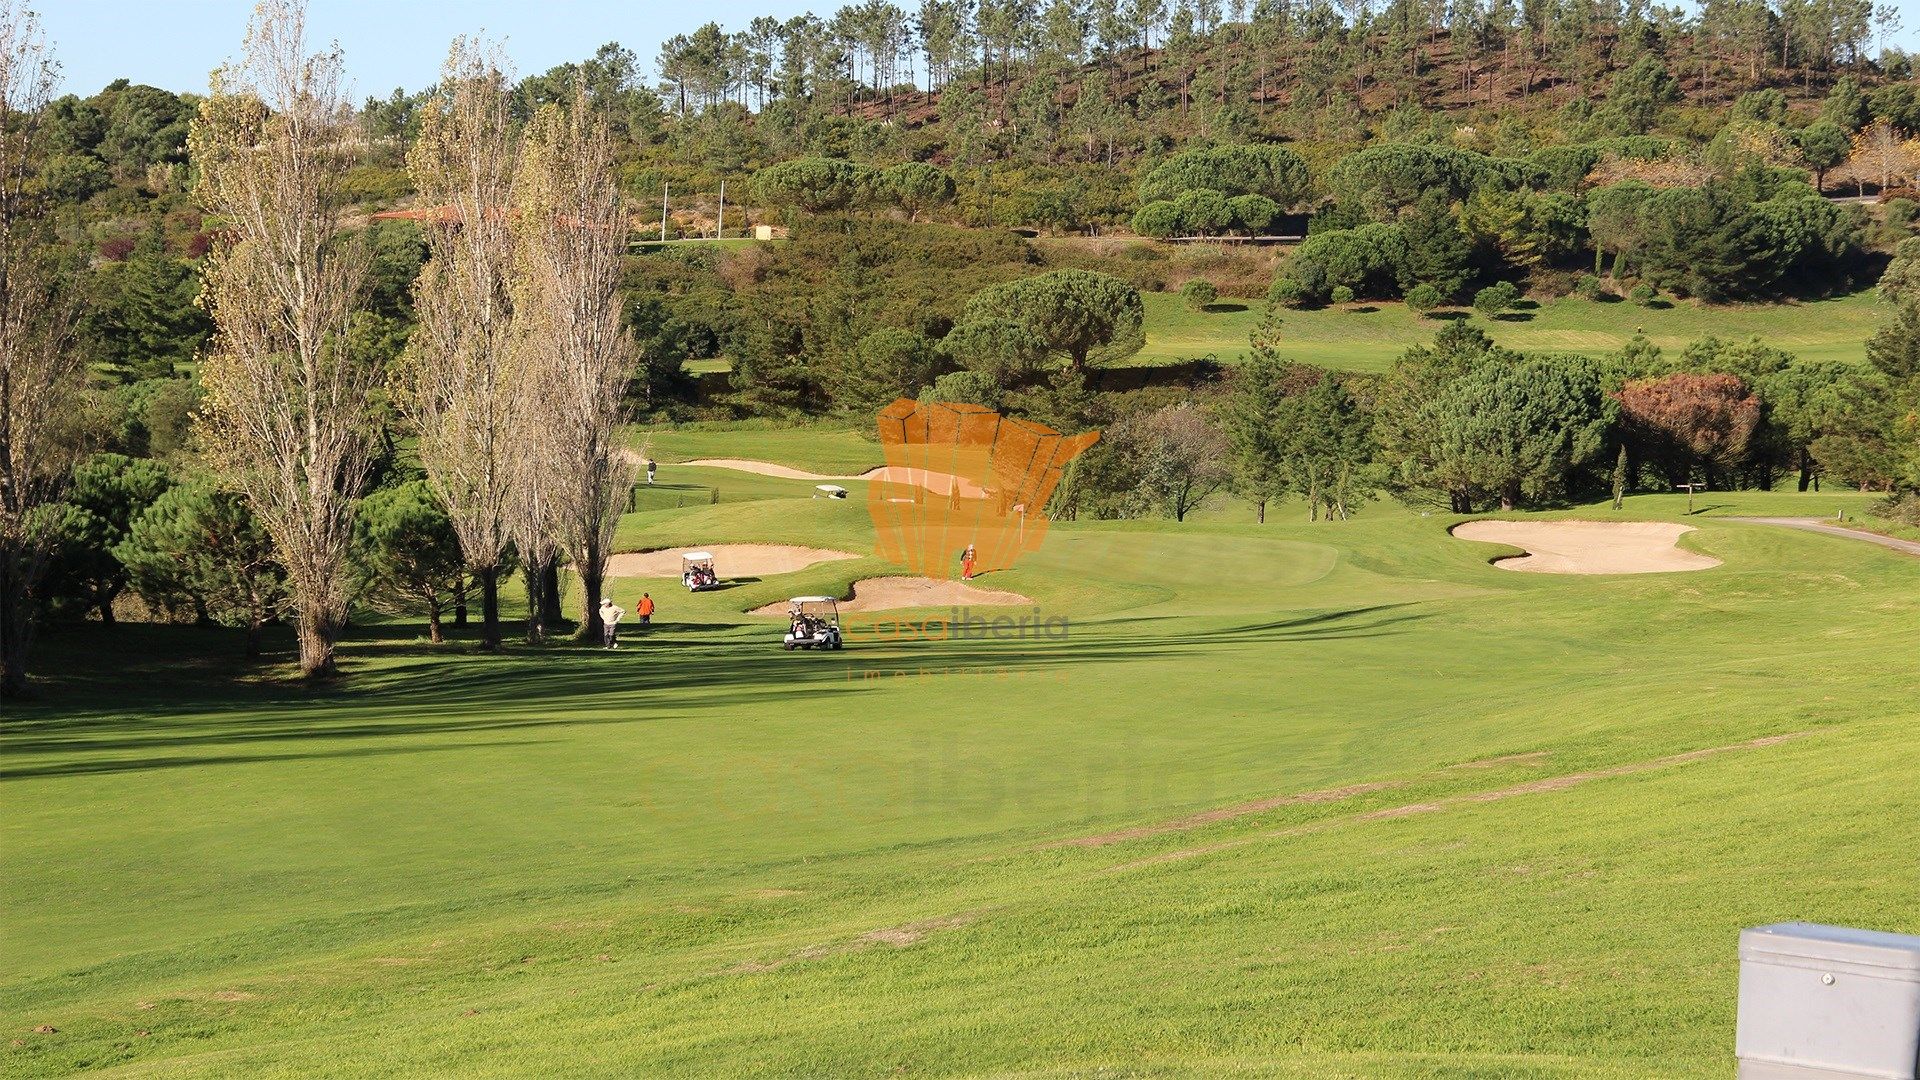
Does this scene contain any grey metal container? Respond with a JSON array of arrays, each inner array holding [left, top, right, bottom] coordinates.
[[1737, 922, 1920, 1079]]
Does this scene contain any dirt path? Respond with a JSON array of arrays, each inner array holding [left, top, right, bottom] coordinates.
[[1728, 517, 1920, 558], [1452, 520, 1720, 574]]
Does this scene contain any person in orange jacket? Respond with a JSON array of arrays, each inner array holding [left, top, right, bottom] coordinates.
[[637, 591, 655, 628]]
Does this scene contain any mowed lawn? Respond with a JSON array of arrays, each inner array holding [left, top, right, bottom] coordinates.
[[3, 465, 1919, 1077], [1133, 288, 1897, 372], [638, 425, 886, 476]]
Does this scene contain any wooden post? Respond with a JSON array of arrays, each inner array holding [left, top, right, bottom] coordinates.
[[716, 179, 725, 239], [660, 182, 669, 242]]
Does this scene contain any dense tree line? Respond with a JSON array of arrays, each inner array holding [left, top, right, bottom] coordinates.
[[1048, 317, 1920, 526]]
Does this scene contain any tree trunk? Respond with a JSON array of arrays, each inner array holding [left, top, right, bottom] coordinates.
[[297, 609, 338, 680], [245, 612, 263, 659], [1255, 497, 1266, 524], [96, 590, 116, 625], [428, 602, 444, 644], [0, 567, 34, 700], [541, 563, 563, 627], [454, 571, 468, 626], [581, 570, 605, 639], [476, 565, 501, 651], [523, 558, 548, 644]]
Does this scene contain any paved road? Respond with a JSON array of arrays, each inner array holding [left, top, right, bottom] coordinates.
[[1727, 517, 1920, 558]]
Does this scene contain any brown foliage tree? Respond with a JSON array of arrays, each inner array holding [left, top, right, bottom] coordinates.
[[1615, 373, 1762, 490]]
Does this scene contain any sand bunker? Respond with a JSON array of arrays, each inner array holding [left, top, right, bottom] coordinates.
[[606, 544, 860, 578], [1452, 520, 1720, 574], [750, 576, 1033, 615], [681, 458, 853, 480], [681, 459, 986, 498]]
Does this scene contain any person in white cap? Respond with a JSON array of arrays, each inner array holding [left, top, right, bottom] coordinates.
[[599, 597, 625, 649]]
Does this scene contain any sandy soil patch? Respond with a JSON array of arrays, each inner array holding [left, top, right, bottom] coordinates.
[[1452, 520, 1720, 574], [681, 458, 986, 498], [680, 457, 853, 480], [606, 544, 859, 578], [749, 576, 1033, 615]]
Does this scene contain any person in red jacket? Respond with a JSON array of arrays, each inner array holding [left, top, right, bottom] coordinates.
[[637, 592, 655, 628]]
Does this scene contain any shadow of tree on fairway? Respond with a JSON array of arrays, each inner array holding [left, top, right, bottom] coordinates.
[[2, 603, 1432, 779], [0, 739, 553, 781]]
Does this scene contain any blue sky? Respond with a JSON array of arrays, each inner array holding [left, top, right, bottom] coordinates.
[[37, 0, 1920, 101], [40, 1, 827, 99]]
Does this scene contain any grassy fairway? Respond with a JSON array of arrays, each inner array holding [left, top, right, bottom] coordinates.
[[1134, 288, 1897, 372], [5, 468, 1918, 1076], [637, 424, 886, 476]]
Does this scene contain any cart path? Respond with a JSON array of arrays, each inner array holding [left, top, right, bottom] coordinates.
[[1728, 517, 1920, 558]]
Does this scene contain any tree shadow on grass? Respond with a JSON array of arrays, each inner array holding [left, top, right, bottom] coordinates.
[[1426, 310, 1471, 322], [1201, 302, 1249, 313], [1492, 312, 1536, 322], [3, 603, 1433, 776]]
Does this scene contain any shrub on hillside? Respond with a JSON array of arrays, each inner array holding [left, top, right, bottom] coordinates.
[[1173, 188, 1232, 236], [1132, 199, 1182, 239], [1574, 273, 1607, 300], [1629, 283, 1659, 306], [1330, 285, 1356, 305], [1283, 221, 1413, 302], [1180, 279, 1219, 310], [1267, 277, 1309, 308], [1227, 193, 1280, 236], [1473, 280, 1521, 318], [1136, 143, 1313, 208], [1405, 283, 1443, 314]]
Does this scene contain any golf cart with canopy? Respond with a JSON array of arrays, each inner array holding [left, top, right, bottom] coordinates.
[[681, 551, 718, 591], [781, 596, 843, 650]]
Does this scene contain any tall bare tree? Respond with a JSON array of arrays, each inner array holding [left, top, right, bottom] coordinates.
[[512, 93, 637, 642], [507, 412, 563, 644], [0, 2, 87, 699], [400, 39, 520, 651], [189, 0, 373, 679]]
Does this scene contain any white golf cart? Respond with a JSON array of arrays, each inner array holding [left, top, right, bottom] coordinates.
[[781, 596, 843, 650], [681, 551, 719, 592]]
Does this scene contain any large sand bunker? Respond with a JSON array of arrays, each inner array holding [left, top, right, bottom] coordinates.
[[1452, 520, 1720, 574], [750, 576, 1033, 615], [681, 458, 986, 498], [606, 544, 860, 578]]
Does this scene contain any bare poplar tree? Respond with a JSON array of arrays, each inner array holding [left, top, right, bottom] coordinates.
[[0, 2, 87, 699], [189, 0, 373, 679], [400, 39, 519, 651], [507, 418, 563, 644], [512, 94, 637, 642]]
